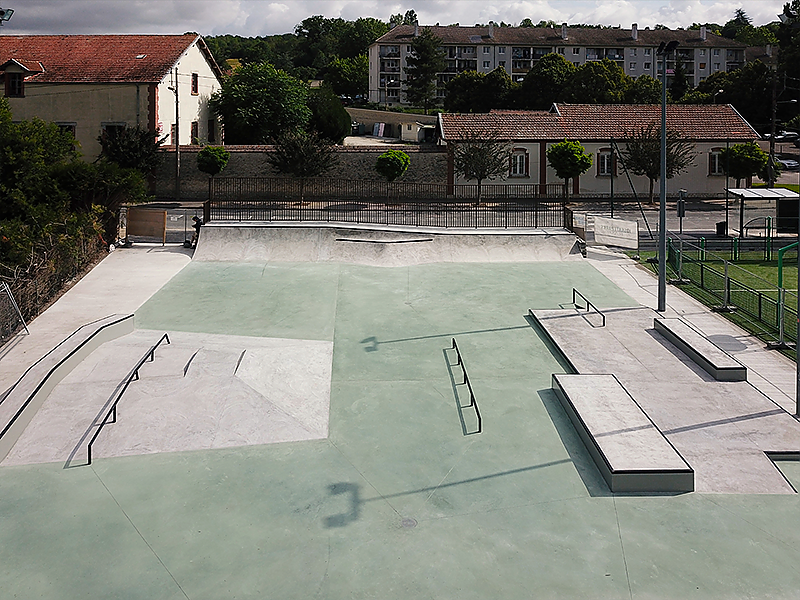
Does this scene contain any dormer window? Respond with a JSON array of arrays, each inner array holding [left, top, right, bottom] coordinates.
[[5, 72, 23, 97]]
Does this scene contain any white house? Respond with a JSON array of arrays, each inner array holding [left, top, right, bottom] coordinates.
[[0, 34, 223, 159], [438, 104, 760, 198]]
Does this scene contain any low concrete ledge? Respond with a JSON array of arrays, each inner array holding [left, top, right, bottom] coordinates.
[[654, 318, 746, 382], [552, 373, 694, 493], [0, 314, 134, 462]]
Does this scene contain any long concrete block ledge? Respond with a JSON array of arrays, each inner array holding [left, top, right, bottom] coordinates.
[[551, 373, 694, 493], [0, 313, 134, 462], [654, 318, 747, 381]]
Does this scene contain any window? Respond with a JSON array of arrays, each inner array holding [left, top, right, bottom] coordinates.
[[630, 48, 637, 56], [644, 48, 651, 56], [498, 47, 505, 54], [714, 63, 720, 71], [499, 61, 506, 68], [644, 62, 651, 70], [597, 150, 614, 176], [699, 62, 706, 69], [481, 61, 489, 68], [483, 46, 491, 54], [713, 49, 720, 56], [102, 122, 126, 141], [630, 62, 636, 70], [5, 72, 23, 97], [709, 149, 724, 175], [56, 123, 77, 137], [573, 47, 580, 55], [510, 149, 529, 177], [191, 121, 199, 144], [407, 124, 412, 130], [557, 47, 565, 55], [170, 124, 177, 145], [699, 49, 706, 56], [191, 73, 198, 95], [207, 119, 216, 143], [406, 45, 411, 52]]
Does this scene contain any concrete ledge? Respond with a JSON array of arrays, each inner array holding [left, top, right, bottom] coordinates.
[[0, 314, 134, 462], [654, 318, 747, 382], [552, 373, 694, 493]]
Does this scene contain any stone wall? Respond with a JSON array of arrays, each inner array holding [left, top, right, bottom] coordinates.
[[155, 145, 448, 201]]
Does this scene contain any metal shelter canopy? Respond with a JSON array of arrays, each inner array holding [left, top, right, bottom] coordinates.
[[727, 188, 798, 199]]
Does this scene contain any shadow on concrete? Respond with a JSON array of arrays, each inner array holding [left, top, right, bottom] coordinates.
[[360, 324, 530, 352]]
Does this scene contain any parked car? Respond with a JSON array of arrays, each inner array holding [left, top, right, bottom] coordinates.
[[777, 158, 800, 170]]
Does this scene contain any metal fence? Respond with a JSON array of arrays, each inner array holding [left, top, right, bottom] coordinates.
[[207, 199, 568, 229], [210, 177, 567, 204], [668, 238, 798, 346]]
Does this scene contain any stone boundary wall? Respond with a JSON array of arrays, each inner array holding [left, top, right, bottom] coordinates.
[[155, 145, 448, 201]]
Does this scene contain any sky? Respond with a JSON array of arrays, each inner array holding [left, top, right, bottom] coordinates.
[[2, 1, 788, 37]]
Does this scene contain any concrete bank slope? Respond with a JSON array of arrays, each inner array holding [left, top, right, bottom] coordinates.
[[194, 223, 582, 265]]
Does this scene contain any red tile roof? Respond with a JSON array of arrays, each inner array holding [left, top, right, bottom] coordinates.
[[439, 104, 758, 142], [377, 25, 746, 49], [0, 34, 220, 83]]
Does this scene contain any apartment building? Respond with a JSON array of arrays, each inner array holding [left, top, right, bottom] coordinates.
[[369, 23, 747, 106]]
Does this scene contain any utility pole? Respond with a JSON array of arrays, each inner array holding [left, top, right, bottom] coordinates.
[[657, 40, 678, 312]]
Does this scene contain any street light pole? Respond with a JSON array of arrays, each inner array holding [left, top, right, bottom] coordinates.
[[657, 40, 679, 312]]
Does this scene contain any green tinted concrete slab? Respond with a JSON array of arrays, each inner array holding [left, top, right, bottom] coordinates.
[[135, 261, 340, 341]]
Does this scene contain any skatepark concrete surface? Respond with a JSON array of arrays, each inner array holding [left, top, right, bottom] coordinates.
[[1, 226, 800, 599], [193, 222, 583, 265]]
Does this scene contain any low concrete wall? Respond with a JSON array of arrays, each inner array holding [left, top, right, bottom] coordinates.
[[155, 145, 447, 201]]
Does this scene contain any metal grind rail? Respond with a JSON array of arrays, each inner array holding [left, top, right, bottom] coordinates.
[[572, 288, 606, 327], [86, 333, 170, 465], [450, 338, 482, 435]]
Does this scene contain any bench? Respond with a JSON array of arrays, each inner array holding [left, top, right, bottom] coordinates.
[[654, 318, 746, 382], [552, 373, 694, 493], [0, 314, 134, 462]]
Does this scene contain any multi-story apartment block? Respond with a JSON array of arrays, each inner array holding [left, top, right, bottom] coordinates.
[[369, 23, 747, 106]]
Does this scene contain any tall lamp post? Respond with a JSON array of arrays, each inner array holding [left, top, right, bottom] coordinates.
[[657, 40, 679, 313]]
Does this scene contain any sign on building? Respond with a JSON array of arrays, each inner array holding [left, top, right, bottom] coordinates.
[[594, 216, 638, 249]]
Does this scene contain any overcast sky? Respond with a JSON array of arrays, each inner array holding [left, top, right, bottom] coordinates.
[[4, 1, 788, 37]]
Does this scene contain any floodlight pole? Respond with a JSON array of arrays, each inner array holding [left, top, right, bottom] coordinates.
[[656, 41, 679, 313]]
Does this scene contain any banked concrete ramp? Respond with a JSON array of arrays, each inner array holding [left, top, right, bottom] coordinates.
[[193, 224, 582, 265]]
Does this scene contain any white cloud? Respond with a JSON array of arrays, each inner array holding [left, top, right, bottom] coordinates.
[[6, 0, 786, 36]]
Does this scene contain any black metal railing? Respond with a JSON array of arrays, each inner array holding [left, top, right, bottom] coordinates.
[[572, 288, 606, 327], [86, 333, 171, 465], [449, 338, 482, 435]]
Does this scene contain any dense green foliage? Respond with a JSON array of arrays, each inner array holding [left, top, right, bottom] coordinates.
[[375, 149, 411, 181], [546, 140, 592, 194], [404, 28, 446, 114], [98, 125, 166, 172], [327, 54, 369, 98], [307, 85, 351, 143], [209, 62, 311, 144], [445, 68, 516, 112], [619, 124, 696, 202], [268, 129, 338, 179], [451, 132, 511, 203], [196, 146, 231, 177], [520, 54, 577, 109], [719, 141, 769, 186]]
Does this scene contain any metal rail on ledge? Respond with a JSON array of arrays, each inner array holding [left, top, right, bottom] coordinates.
[[450, 338, 482, 434], [572, 288, 606, 328]]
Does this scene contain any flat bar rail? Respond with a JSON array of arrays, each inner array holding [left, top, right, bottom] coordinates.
[[86, 333, 170, 465], [572, 288, 606, 327], [450, 338, 482, 434]]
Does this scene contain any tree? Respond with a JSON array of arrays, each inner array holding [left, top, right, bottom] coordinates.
[[327, 55, 369, 98], [696, 61, 774, 130], [307, 85, 350, 143], [619, 124, 696, 203], [197, 146, 230, 178], [563, 59, 631, 104], [209, 62, 311, 144], [375, 149, 410, 182], [719, 141, 768, 187], [268, 130, 338, 203], [779, 1, 800, 86], [521, 53, 576, 109], [98, 125, 166, 173], [445, 68, 514, 112], [722, 9, 751, 39], [546, 140, 592, 197], [626, 75, 662, 103], [390, 10, 418, 27], [670, 56, 690, 102], [339, 18, 390, 59], [404, 28, 446, 114], [451, 132, 511, 204]]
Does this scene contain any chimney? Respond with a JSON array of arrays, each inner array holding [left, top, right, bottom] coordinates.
[[561, 23, 568, 40], [632, 23, 638, 41], [700, 25, 707, 41], [414, 21, 419, 37], [488, 21, 494, 39]]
